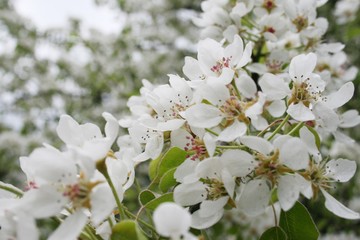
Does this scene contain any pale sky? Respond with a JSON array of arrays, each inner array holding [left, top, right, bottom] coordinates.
[[13, 0, 125, 36]]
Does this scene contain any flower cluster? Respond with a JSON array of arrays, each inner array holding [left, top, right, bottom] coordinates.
[[1, 0, 359, 239]]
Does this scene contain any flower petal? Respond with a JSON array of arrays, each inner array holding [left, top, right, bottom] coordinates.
[[289, 53, 317, 82], [279, 137, 309, 170], [237, 42, 254, 68], [220, 150, 257, 177], [174, 182, 206, 206], [153, 202, 191, 238], [259, 73, 291, 100], [235, 73, 257, 99], [191, 209, 223, 229], [321, 188, 360, 220], [324, 82, 354, 109], [325, 159, 357, 182], [287, 102, 315, 121], [185, 104, 223, 128], [217, 120, 247, 142], [278, 174, 311, 211], [48, 210, 88, 240], [198, 197, 229, 218], [237, 179, 270, 217], [240, 136, 273, 155]]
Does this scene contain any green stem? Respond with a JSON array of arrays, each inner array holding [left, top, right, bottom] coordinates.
[[135, 179, 155, 227], [125, 209, 158, 235], [271, 203, 278, 227], [85, 225, 100, 240], [201, 229, 211, 240], [0, 183, 23, 197], [267, 114, 290, 141], [257, 119, 283, 137], [103, 172, 126, 221], [205, 128, 219, 136], [288, 121, 304, 136], [231, 80, 242, 100], [107, 217, 114, 228], [216, 145, 244, 150]]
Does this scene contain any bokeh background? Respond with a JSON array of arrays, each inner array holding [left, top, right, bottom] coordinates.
[[0, 0, 359, 239]]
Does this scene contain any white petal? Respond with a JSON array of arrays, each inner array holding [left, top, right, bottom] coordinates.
[[250, 115, 269, 131], [17, 212, 39, 240], [236, 42, 254, 68], [153, 202, 191, 238], [156, 119, 186, 131], [259, 73, 291, 100], [278, 174, 311, 211], [299, 127, 321, 162], [102, 112, 119, 142], [224, 35, 243, 66], [333, 130, 355, 144], [220, 150, 257, 177], [289, 53, 317, 81], [287, 102, 315, 121], [240, 136, 273, 155], [56, 115, 83, 146], [191, 209, 223, 229], [185, 104, 223, 128], [267, 100, 286, 117], [313, 102, 340, 132], [20, 147, 77, 185], [246, 63, 267, 74], [199, 82, 230, 105], [198, 38, 223, 76], [279, 137, 309, 170], [144, 135, 164, 160], [339, 110, 360, 128], [174, 182, 206, 206], [324, 82, 354, 109], [325, 159, 356, 182], [198, 197, 229, 218], [321, 188, 360, 220], [222, 169, 235, 197], [196, 157, 222, 179], [20, 186, 67, 218], [237, 179, 270, 217], [183, 57, 203, 81], [217, 67, 235, 85], [48, 210, 88, 240], [91, 185, 117, 226], [235, 74, 257, 99], [204, 133, 216, 157], [174, 159, 200, 184], [217, 120, 247, 142]]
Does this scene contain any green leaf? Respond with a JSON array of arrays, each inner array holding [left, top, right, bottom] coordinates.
[[111, 220, 148, 240], [148, 147, 187, 183], [139, 190, 156, 206], [144, 193, 174, 211], [259, 226, 287, 240], [157, 147, 187, 178], [148, 156, 161, 181], [305, 126, 321, 149], [279, 201, 319, 240], [159, 168, 177, 193]]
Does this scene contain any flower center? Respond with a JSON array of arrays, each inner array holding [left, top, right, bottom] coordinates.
[[290, 78, 324, 106], [211, 57, 232, 75], [263, 0, 276, 12], [185, 136, 208, 161], [266, 59, 283, 73], [264, 26, 276, 34], [292, 16, 308, 32], [201, 177, 227, 200], [62, 175, 102, 209]]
